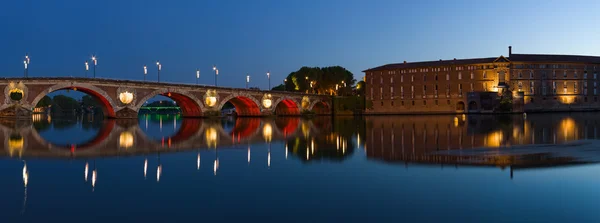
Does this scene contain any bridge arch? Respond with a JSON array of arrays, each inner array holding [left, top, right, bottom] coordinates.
[[30, 83, 118, 117], [218, 93, 262, 116], [308, 100, 331, 115], [134, 89, 204, 117], [273, 97, 301, 116]]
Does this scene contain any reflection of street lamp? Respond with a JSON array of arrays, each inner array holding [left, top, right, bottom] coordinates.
[[246, 75, 250, 89]]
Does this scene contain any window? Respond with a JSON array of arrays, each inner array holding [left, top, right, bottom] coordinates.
[[530, 81, 535, 94], [390, 77, 394, 84], [530, 71, 534, 79], [584, 72, 588, 79], [412, 101, 415, 106], [390, 86, 394, 97], [446, 73, 450, 80], [483, 82, 487, 91], [411, 75, 414, 82], [483, 71, 487, 79], [391, 101, 394, 106], [380, 77, 383, 84], [553, 70, 556, 78], [400, 86, 404, 98], [563, 81, 567, 88], [447, 100, 450, 105], [446, 84, 450, 97], [575, 71, 578, 79], [458, 84, 463, 95], [401, 101, 404, 106], [518, 81, 523, 91], [370, 88, 373, 100], [595, 73, 598, 79], [470, 83, 474, 92], [411, 85, 414, 98], [518, 72, 522, 78], [574, 82, 578, 93], [423, 75, 427, 82], [552, 82, 557, 94], [458, 72, 462, 80], [380, 87, 383, 100], [470, 72, 474, 79], [563, 70, 567, 78], [401, 75, 404, 83], [381, 101, 383, 106]]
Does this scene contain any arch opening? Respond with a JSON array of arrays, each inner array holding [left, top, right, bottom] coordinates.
[[138, 92, 202, 117], [222, 96, 261, 116], [456, 101, 466, 111], [312, 101, 330, 115], [468, 101, 478, 111], [275, 99, 300, 116], [32, 116, 115, 151], [33, 87, 115, 117]]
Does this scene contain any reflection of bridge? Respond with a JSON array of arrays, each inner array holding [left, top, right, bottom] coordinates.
[[0, 77, 332, 119], [0, 118, 330, 158]]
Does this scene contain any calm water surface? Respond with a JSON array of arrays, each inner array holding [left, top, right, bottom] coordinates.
[[1, 113, 599, 222]]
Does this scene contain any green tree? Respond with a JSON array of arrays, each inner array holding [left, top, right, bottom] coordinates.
[[52, 95, 80, 112], [283, 66, 355, 94], [355, 80, 366, 96], [271, 84, 285, 91]]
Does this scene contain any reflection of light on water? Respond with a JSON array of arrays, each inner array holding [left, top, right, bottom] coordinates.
[[84, 162, 89, 182], [306, 145, 310, 160], [263, 123, 273, 142], [357, 133, 360, 149], [119, 131, 134, 149], [213, 159, 219, 175], [145, 115, 148, 130], [174, 118, 177, 130], [268, 150, 271, 167], [197, 153, 201, 170], [301, 121, 310, 138], [144, 158, 148, 179], [453, 117, 459, 127], [559, 117, 576, 142], [206, 127, 218, 148], [156, 165, 162, 182], [22, 162, 28, 187], [336, 136, 340, 150], [92, 169, 97, 189], [247, 146, 251, 164], [159, 116, 163, 132], [8, 136, 24, 157], [311, 139, 315, 154], [485, 131, 504, 147], [285, 143, 288, 160]]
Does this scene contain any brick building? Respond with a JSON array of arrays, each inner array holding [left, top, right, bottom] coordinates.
[[363, 46, 600, 114]]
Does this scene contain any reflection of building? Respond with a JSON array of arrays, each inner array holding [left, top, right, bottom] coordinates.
[[364, 46, 600, 114], [365, 114, 600, 167]]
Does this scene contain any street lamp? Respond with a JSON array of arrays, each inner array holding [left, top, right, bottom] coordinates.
[[213, 65, 218, 87], [267, 71, 271, 90], [23, 54, 30, 77], [143, 65, 147, 81], [85, 61, 89, 78], [156, 60, 161, 83], [284, 78, 287, 91], [91, 55, 97, 78], [196, 69, 200, 85], [305, 76, 309, 93], [246, 75, 250, 89]]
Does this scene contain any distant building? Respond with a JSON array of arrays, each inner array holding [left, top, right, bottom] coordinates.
[[363, 46, 600, 114]]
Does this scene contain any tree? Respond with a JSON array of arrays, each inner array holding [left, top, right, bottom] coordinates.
[[283, 66, 356, 94], [271, 84, 285, 91], [355, 80, 366, 96], [51, 95, 80, 112]]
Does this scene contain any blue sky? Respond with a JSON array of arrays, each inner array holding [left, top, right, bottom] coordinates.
[[1, 0, 600, 90]]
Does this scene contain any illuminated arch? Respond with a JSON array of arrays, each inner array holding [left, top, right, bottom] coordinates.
[[30, 83, 118, 117], [308, 100, 331, 115], [218, 93, 262, 116], [273, 97, 301, 116], [134, 89, 204, 117]]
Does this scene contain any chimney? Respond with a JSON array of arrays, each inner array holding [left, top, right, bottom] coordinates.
[[509, 46, 512, 56], [453, 58, 456, 60], [403, 61, 407, 64]]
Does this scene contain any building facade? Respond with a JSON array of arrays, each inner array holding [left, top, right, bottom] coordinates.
[[363, 46, 600, 114]]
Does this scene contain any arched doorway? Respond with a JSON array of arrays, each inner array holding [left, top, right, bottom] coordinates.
[[274, 99, 300, 116], [456, 101, 465, 111], [468, 101, 478, 111]]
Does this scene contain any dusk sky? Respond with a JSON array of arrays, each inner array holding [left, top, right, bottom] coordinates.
[[2, 0, 600, 90]]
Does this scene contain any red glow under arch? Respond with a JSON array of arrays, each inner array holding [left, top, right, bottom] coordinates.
[[226, 96, 261, 116]]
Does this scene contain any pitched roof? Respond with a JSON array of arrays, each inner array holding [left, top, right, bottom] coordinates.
[[363, 57, 497, 72], [509, 54, 600, 64]]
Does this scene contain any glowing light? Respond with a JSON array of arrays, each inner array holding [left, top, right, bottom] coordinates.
[[156, 165, 162, 182], [119, 91, 134, 104], [485, 131, 504, 147], [91, 55, 97, 65], [22, 162, 28, 187], [197, 153, 200, 170], [461, 114, 466, 122], [213, 65, 216, 71], [247, 146, 251, 164], [301, 96, 310, 109], [156, 60, 161, 71], [144, 65, 147, 75], [453, 117, 459, 127], [84, 162, 89, 182], [213, 159, 219, 175], [285, 143, 288, 160], [144, 158, 148, 179], [262, 98, 272, 108], [306, 145, 310, 160], [268, 151, 271, 167], [263, 123, 273, 142], [205, 127, 218, 148], [311, 139, 315, 154], [85, 61, 89, 71], [8, 136, 24, 157], [119, 131, 134, 149], [92, 169, 97, 189], [196, 69, 200, 79], [246, 75, 250, 83]]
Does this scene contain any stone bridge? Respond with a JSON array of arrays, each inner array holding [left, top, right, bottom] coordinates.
[[0, 77, 332, 119], [0, 117, 332, 159]]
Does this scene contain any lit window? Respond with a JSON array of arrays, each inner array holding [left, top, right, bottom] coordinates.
[[411, 75, 414, 82], [518, 81, 523, 92], [574, 82, 578, 93], [380, 77, 383, 84], [470, 83, 474, 92], [530, 81, 535, 94], [390, 77, 394, 84], [390, 86, 394, 97], [446, 73, 450, 81], [483, 71, 487, 79], [458, 72, 462, 80], [380, 87, 383, 100], [401, 75, 404, 82], [470, 72, 474, 79]]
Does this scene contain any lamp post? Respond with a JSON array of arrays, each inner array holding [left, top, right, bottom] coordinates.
[[196, 69, 200, 85], [156, 61, 161, 83], [246, 75, 250, 89], [267, 71, 271, 90], [85, 61, 89, 78], [143, 65, 147, 81], [91, 55, 97, 78], [23, 54, 30, 78], [305, 76, 309, 93], [284, 78, 287, 91], [212, 65, 219, 87]]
